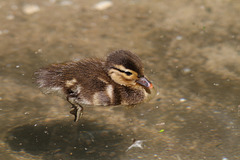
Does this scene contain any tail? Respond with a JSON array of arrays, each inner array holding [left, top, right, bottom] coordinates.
[[34, 65, 65, 94]]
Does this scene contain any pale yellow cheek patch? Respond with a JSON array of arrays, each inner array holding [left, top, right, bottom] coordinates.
[[109, 69, 137, 87], [110, 72, 125, 85], [110, 65, 138, 85], [65, 78, 77, 87]]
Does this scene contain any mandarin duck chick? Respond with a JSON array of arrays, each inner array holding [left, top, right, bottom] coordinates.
[[35, 50, 153, 122]]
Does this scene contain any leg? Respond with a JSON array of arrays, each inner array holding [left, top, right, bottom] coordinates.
[[70, 104, 83, 122], [67, 96, 84, 122]]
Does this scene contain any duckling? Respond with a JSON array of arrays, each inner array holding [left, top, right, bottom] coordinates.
[[35, 50, 153, 122]]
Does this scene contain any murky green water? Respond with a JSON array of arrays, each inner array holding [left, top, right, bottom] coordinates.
[[0, 0, 239, 159]]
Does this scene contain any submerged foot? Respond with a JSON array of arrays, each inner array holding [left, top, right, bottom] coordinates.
[[70, 104, 83, 122]]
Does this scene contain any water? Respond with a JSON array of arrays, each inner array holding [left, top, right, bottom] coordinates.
[[0, 0, 239, 159]]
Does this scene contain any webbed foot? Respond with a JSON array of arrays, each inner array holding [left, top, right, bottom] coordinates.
[[67, 96, 84, 122], [70, 104, 83, 122]]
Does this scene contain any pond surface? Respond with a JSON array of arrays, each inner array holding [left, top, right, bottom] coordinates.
[[0, 0, 239, 159]]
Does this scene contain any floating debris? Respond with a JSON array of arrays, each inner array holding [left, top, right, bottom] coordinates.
[[186, 106, 191, 110], [182, 67, 191, 73], [156, 122, 165, 126], [176, 35, 183, 40], [153, 154, 158, 157], [94, 1, 113, 11], [24, 112, 30, 115], [179, 98, 186, 102], [126, 139, 146, 152], [22, 4, 40, 15], [158, 129, 165, 133]]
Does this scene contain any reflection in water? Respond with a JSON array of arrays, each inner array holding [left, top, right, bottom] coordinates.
[[6, 120, 124, 160]]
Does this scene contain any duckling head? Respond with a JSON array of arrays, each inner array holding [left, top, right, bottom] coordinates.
[[106, 50, 153, 90]]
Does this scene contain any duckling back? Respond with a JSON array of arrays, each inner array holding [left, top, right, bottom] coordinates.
[[35, 59, 117, 105]]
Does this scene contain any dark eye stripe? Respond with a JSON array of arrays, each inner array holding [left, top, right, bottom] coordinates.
[[125, 71, 132, 76], [111, 67, 132, 76]]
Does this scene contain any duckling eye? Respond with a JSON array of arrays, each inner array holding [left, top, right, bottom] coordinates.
[[125, 71, 132, 76]]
